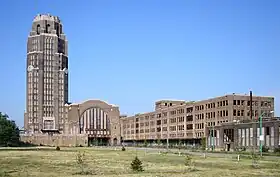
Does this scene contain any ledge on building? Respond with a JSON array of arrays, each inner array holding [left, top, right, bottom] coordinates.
[[41, 129, 60, 134]]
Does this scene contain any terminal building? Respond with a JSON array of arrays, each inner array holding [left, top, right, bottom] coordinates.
[[21, 14, 278, 148], [120, 94, 275, 147]]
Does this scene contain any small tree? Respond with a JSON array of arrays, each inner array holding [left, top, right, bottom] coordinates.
[[184, 155, 196, 172], [251, 151, 260, 168], [122, 145, 126, 151], [178, 140, 183, 150], [144, 139, 148, 147], [76, 151, 86, 174], [156, 139, 161, 147], [184, 155, 192, 166], [131, 156, 144, 172], [200, 137, 206, 150]]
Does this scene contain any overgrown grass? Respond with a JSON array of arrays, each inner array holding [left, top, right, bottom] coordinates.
[[0, 147, 279, 177]]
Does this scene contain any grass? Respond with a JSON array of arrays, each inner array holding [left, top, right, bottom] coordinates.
[[0, 147, 280, 177]]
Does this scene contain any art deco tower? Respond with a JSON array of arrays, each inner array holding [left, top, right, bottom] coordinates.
[[24, 14, 68, 134]]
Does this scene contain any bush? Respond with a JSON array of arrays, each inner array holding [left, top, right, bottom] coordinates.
[[251, 152, 260, 168], [76, 151, 86, 173], [122, 146, 126, 151], [274, 147, 280, 153], [184, 155, 193, 166], [200, 137, 206, 150], [56, 146, 60, 151], [262, 146, 269, 153], [131, 156, 143, 172]]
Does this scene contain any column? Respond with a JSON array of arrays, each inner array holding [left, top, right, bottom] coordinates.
[[252, 123, 257, 151], [219, 128, 224, 148], [274, 124, 279, 149], [233, 128, 238, 150]]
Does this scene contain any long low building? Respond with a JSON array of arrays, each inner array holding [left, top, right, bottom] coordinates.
[[120, 93, 275, 145]]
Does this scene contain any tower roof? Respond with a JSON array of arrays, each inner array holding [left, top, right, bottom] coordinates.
[[33, 14, 61, 23]]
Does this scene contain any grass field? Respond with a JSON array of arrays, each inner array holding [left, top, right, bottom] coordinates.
[[0, 147, 280, 177]]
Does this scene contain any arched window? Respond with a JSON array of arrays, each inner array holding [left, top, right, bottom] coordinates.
[[46, 24, 51, 33], [36, 24, 40, 35]]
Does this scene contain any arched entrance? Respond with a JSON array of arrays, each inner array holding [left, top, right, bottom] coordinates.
[[113, 138, 117, 146], [79, 107, 111, 146]]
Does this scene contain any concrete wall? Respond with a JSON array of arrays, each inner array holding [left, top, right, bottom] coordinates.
[[20, 134, 88, 147]]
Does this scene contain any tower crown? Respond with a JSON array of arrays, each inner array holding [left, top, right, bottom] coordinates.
[[33, 14, 61, 23]]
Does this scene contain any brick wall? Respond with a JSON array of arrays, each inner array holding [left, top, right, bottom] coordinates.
[[20, 134, 88, 147]]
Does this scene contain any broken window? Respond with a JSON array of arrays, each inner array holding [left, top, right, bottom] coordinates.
[[233, 109, 237, 116]]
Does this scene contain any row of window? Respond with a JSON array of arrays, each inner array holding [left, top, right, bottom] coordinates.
[[196, 100, 229, 111], [233, 100, 272, 107], [125, 124, 194, 134]]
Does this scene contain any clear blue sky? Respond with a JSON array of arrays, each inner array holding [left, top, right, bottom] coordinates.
[[0, 0, 279, 127]]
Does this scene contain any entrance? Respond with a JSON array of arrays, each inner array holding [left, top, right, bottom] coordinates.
[[88, 137, 109, 146], [113, 138, 117, 146], [226, 143, 230, 151]]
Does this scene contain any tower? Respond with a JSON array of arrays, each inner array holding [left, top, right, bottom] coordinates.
[[24, 14, 68, 134]]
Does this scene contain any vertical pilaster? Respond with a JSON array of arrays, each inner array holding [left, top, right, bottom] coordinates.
[[252, 123, 258, 151], [274, 123, 279, 149], [219, 128, 224, 148]]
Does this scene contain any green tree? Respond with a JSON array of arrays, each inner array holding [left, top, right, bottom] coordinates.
[[200, 137, 206, 150], [0, 112, 20, 147], [131, 156, 144, 172], [143, 139, 148, 147]]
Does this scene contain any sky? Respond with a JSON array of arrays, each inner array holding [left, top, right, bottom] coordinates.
[[0, 0, 279, 127]]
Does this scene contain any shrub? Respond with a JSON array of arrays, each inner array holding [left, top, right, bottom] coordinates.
[[262, 146, 269, 153], [122, 146, 126, 151], [200, 137, 206, 150], [184, 155, 193, 166], [274, 147, 280, 153], [131, 156, 144, 172], [76, 151, 86, 173], [184, 155, 197, 172], [251, 152, 260, 168], [56, 146, 60, 151], [143, 140, 148, 147]]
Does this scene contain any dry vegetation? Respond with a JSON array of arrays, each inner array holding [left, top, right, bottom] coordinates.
[[0, 147, 280, 177]]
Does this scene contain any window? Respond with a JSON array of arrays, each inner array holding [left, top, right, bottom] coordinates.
[[233, 100, 236, 105], [241, 110, 244, 116], [266, 127, 270, 135], [233, 109, 237, 116], [186, 124, 193, 130], [46, 24, 51, 33], [169, 126, 176, 131], [43, 120, 54, 129], [156, 120, 161, 125], [186, 115, 193, 121], [178, 125, 184, 131], [36, 24, 40, 34]]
